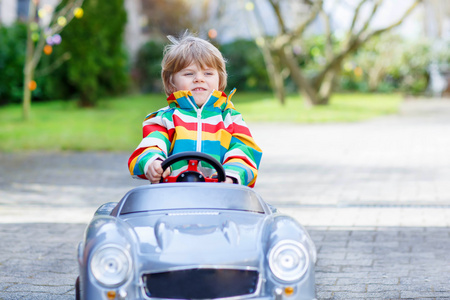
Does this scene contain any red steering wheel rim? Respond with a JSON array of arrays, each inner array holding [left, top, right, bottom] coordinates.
[[160, 151, 226, 183]]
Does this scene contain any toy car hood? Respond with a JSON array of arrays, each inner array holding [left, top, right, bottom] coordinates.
[[123, 210, 266, 267]]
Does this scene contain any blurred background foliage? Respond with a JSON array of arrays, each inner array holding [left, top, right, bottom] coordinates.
[[0, 0, 129, 107], [219, 40, 270, 92], [2, 28, 444, 105], [131, 33, 446, 96], [0, 23, 27, 105], [339, 34, 435, 95], [41, 0, 129, 107], [0, 0, 449, 107], [132, 40, 165, 94]]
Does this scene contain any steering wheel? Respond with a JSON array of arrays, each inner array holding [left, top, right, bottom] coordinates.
[[160, 151, 226, 183]]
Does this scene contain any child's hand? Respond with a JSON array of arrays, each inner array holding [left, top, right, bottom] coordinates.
[[225, 177, 234, 184], [146, 159, 170, 184]]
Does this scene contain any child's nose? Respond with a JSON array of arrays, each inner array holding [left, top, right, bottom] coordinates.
[[194, 73, 205, 82]]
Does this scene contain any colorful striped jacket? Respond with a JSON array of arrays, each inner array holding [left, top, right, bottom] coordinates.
[[128, 89, 262, 187]]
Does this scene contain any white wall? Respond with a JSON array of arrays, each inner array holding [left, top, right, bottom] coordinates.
[[124, 0, 147, 63], [0, 0, 17, 25]]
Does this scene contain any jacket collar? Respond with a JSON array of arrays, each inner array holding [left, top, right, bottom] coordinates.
[[167, 88, 236, 110]]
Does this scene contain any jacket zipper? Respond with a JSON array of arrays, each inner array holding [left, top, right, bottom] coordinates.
[[196, 108, 202, 152], [188, 91, 214, 153]]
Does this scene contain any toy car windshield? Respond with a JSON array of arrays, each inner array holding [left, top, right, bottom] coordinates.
[[116, 184, 265, 215]]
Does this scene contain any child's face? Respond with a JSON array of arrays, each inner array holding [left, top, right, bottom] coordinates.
[[172, 63, 220, 107]]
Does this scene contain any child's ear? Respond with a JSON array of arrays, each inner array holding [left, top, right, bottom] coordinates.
[[168, 75, 177, 92]]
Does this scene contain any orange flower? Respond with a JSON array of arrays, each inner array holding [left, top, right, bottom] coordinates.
[[354, 66, 363, 77], [28, 80, 37, 91], [44, 45, 53, 55], [208, 29, 217, 39]]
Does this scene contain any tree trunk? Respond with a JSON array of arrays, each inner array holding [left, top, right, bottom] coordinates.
[[79, 91, 94, 108], [268, 55, 286, 105], [261, 0, 422, 107], [259, 40, 286, 105], [278, 47, 319, 107], [368, 66, 384, 91], [248, 2, 286, 105], [22, 66, 34, 121], [316, 65, 340, 105], [22, 0, 37, 121]]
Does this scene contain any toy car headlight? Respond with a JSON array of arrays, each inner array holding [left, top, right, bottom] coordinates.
[[268, 240, 309, 282], [90, 245, 132, 287]]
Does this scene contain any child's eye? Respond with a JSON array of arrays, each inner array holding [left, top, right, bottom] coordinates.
[[184, 72, 193, 76]]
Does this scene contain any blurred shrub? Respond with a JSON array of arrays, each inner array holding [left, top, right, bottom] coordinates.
[[294, 35, 343, 78], [0, 23, 27, 105], [340, 35, 437, 95], [392, 41, 432, 95], [43, 0, 129, 106], [219, 39, 270, 92], [133, 40, 165, 93], [291, 33, 442, 96]]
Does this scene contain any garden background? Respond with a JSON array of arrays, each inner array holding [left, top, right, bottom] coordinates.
[[0, 0, 449, 152]]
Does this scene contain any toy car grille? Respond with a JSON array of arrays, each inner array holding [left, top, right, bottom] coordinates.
[[143, 268, 259, 299]]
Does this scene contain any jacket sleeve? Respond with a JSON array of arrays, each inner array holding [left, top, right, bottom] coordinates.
[[128, 108, 173, 179], [222, 110, 262, 188]]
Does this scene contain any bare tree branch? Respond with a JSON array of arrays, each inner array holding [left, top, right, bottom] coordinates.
[[23, 0, 85, 120], [48, 0, 84, 34], [241, 0, 422, 106], [31, 0, 83, 70], [35, 52, 71, 78], [273, 0, 322, 49], [354, 0, 382, 39], [289, 0, 322, 41], [319, 9, 333, 60], [348, 0, 369, 34], [365, 0, 422, 41], [268, 0, 287, 34], [316, 0, 421, 88], [244, 0, 287, 103]]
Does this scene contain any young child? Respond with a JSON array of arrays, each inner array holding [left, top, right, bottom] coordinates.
[[128, 33, 262, 187]]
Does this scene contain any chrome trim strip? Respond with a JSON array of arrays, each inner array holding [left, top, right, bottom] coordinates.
[[167, 211, 220, 216]]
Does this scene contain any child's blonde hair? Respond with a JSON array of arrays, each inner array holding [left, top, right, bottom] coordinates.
[[161, 32, 227, 96]]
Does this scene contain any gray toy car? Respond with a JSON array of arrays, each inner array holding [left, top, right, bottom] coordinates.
[[76, 152, 317, 300]]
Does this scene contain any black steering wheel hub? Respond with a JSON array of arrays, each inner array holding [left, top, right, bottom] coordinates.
[[177, 171, 204, 182]]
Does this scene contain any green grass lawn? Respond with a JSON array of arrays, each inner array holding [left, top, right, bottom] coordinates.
[[0, 92, 402, 152]]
